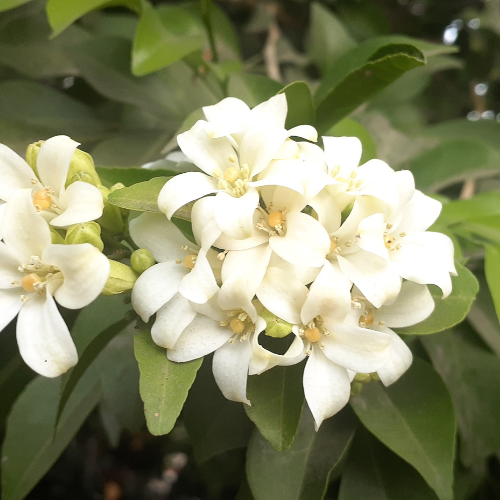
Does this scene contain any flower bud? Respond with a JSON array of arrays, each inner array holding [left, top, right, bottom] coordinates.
[[65, 149, 101, 187], [131, 248, 155, 274], [260, 308, 293, 338], [65, 222, 104, 251], [353, 372, 372, 384], [350, 381, 363, 396], [97, 185, 125, 236], [50, 227, 65, 245], [101, 260, 139, 296], [26, 140, 44, 176]]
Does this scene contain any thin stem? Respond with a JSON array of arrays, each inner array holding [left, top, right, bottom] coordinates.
[[200, 0, 218, 63]]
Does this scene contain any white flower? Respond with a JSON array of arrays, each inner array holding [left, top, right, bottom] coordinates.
[[256, 265, 391, 429], [0, 190, 110, 377], [130, 212, 221, 349], [0, 135, 104, 227], [158, 95, 318, 240]]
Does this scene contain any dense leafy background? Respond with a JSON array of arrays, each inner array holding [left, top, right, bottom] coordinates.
[[1, 0, 500, 499]]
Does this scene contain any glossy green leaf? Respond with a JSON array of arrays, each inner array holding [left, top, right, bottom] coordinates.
[[326, 118, 377, 163], [244, 364, 304, 451], [315, 43, 425, 133], [132, 1, 205, 76], [350, 358, 456, 500], [1, 371, 101, 500], [0, 0, 33, 12], [409, 139, 500, 192], [485, 245, 500, 325], [227, 73, 282, 108], [183, 355, 254, 463], [246, 407, 356, 500], [422, 327, 500, 466], [96, 166, 175, 187], [278, 81, 315, 128], [438, 192, 500, 226], [134, 329, 202, 436], [369, 35, 458, 58], [107, 176, 170, 213], [46, 0, 141, 37], [339, 427, 439, 500], [395, 262, 478, 336], [308, 2, 356, 75]]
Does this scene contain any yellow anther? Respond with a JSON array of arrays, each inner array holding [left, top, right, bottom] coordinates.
[[384, 235, 396, 249], [224, 167, 240, 183], [359, 312, 375, 327], [228, 154, 238, 163], [33, 190, 51, 211], [182, 255, 197, 269], [230, 318, 245, 334], [21, 273, 41, 292], [268, 211, 284, 228], [305, 327, 321, 342], [329, 238, 337, 253]]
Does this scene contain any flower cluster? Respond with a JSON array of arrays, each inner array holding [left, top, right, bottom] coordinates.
[[132, 95, 457, 428], [0, 136, 110, 377]]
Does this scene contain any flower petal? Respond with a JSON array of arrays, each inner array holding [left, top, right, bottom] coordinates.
[[0, 144, 35, 201], [321, 322, 391, 373], [0, 241, 24, 288], [178, 248, 219, 304], [214, 187, 259, 240], [167, 314, 232, 362], [213, 335, 253, 404], [130, 212, 194, 262], [288, 125, 318, 142], [17, 292, 78, 377], [396, 190, 442, 234], [250, 94, 287, 129], [376, 326, 413, 386], [323, 136, 362, 176], [151, 293, 197, 349], [303, 347, 350, 430], [37, 136, 79, 197], [256, 267, 308, 324], [43, 243, 110, 309], [268, 253, 320, 285], [309, 189, 342, 234], [203, 97, 251, 137], [356, 213, 390, 261], [131, 261, 186, 322], [0, 288, 23, 331], [191, 197, 222, 250], [50, 181, 104, 227], [219, 274, 258, 323]]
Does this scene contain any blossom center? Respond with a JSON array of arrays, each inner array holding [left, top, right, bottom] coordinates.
[[304, 327, 321, 342], [33, 189, 52, 211], [220, 310, 254, 342], [268, 211, 284, 228], [183, 254, 197, 269], [230, 318, 245, 334], [212, 163, 251, 198], [359, 312, 375, 327], [21, 273, 41, 292], [384, 235, 397, 250]]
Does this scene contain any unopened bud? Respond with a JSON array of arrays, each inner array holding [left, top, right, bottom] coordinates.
[[260, 308, 293, 338], [97, 185, 124, 236], [50, 227, 65, 245], [26, 140, 44, 176], [131, 248, 155, 274], [350, 381, 363, 396], [101, 260, 139, 296], [65, 222, 104, 251], [66, 149, 101, 187], [353, 373, 372, 384]]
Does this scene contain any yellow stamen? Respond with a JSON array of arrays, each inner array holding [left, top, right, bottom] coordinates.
[[33, 190, 51, 211], [359, 312, 375, 327], [21, 273, 41, 292], [182, 255, 197, 269], [305, 327, 321, 342], [329, 238, 337, 253], [230, 318, 245, 334], [268, 211, 283, 228], [384, 235, 396, 249], [224, 167, 240, 183]]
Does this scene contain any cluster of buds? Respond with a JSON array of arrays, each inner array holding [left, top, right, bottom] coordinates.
[[131, 95, 456, 429]]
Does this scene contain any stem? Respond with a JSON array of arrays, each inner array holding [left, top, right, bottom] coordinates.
[[200, 0, 218, 63]]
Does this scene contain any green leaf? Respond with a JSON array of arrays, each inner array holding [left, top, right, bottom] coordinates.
[[438, 192, 500, 226], [1, 371, 101, 500], [132, 1, 205, 76], [278, 81, 315, 128], [107, 176, 170, 213], [350, 358, 456, 500], [485, 245, 500, 325], [369, 35, 459, 58], [46, 0, 141, 37], [97, 166, 176, 187], [409, 139, 500, 192], [422, 327, 500, 466], [134, 328, 202, 436], [161, 107, 205, 155], [326, 118, 377, 163], [244, 364, 304, 452], [246, 407, 356, 500], [183, 355, 254, 463], [227, 73, 282, 108], [315, 43, 425, 133], [395, 262, 478, 336], [0, 0, 33, 12], [308, 2, 357, 75], [339, 427, 439, 500]]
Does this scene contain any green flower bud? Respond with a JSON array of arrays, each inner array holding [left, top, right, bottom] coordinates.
[[131, 248, 155, 274], [97, 185, 125, 236], [50, 227, 65, 245], [110, 182, 126, 192], [353, 372, 372, 384], [102, 260, 139, 296], [350, 381, 363, 396], [65, 222, 104, 251], [26, 140, 44, 176], [260, 308, 293, 338], [65, 149, 101, 187], [370, 372, 380, 381]]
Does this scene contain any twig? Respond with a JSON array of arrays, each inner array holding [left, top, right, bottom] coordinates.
[[263, 5, 282, 82]]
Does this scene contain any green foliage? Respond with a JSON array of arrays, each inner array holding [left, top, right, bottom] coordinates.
[[278, 81, 315, 129], [350, 358, 456, 500], [485, 245, 500, 325], [134, 329, 202, 435], [396, 262, 479, 336], [107, 176, 170, 212]]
